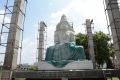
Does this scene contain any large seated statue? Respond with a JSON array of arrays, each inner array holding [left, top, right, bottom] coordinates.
[[45, 15, 86, 68]]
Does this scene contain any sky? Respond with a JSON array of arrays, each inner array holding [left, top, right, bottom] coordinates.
[[0, 0, 111, 65]]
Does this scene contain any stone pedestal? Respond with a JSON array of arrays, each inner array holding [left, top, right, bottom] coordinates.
[[38, 60, 93, 70]]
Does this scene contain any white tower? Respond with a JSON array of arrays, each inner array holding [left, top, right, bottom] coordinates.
[[38, 21, 47, 61]]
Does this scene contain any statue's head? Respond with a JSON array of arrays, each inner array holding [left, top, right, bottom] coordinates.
[[54, 15, 75, 44], [60, 14, 67, 22], [56, 14, 74, 32]]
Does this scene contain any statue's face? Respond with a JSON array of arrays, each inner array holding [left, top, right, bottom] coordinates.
[[59, 23, 69, 31]]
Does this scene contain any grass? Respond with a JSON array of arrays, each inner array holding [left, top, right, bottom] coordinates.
[[107, 77, 120, 80]]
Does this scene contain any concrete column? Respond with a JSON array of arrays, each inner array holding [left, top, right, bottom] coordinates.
[[38, 21, 46, 61], [1, 71, 13, 80], [86, 19, 95, 69], [105, 0, 120, 68], [3, 0, 26, 70]]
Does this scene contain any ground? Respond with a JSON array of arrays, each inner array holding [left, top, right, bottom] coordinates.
[[107, 77, 120, 80]]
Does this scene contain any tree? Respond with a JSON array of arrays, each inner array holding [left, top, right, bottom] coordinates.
[[93, 31, 110, 67], [28, 65, 38, 71], [75, 31, 115, 68], [107, 44, 115, 68], [75, 33, 89, 59]]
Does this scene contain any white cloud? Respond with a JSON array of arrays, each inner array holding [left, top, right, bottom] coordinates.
[[49, 0, 108, 34], [45, 2, 115, 60], [46, 23, 56, 46], [0, 10, 10, 24], [0, 10, 10, 40], [0, 10, 10, 63], [0, 10, 5, 24], [46, 0, 109, 48], [19, 23, 38, 64], [20, 37, 37, 64]]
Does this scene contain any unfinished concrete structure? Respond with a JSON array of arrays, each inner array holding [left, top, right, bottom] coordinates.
[[38, 21, 47, 61], [86, 19, 95, 69], [104, 0, 120, 68], [3, 0, 27, 70]]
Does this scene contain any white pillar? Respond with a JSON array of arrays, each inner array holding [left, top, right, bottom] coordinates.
[[86, 19, 95, 69], [105, 0, 120, 68], [38, 21, 46, 61], [3, 0, 26, 70]]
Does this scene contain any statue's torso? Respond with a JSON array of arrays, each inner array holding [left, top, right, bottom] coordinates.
[[54, 30, 75, 44]]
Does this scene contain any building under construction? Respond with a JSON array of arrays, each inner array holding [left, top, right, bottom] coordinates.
[[0, 0, 120, 80]]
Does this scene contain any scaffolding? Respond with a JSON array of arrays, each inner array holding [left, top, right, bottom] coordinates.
[[37, 21, 47, 62], [103, 0, 120, 68], [0, 0, 27, 69]]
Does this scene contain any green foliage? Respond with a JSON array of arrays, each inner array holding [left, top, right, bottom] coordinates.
[[108, 44, 115, 58], [28, 65, 38, 71], [93, 31, 110, 66], [75, 31, 115, 68], [75, 33, 90, 59]]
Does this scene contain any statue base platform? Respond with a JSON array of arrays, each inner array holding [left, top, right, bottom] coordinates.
[[37, 60, 93, 70]]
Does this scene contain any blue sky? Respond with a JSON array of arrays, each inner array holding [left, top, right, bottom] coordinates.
[[0, 0, 110, 65]]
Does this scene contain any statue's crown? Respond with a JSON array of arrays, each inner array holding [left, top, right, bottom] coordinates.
[[60, 14, 67, 22]]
